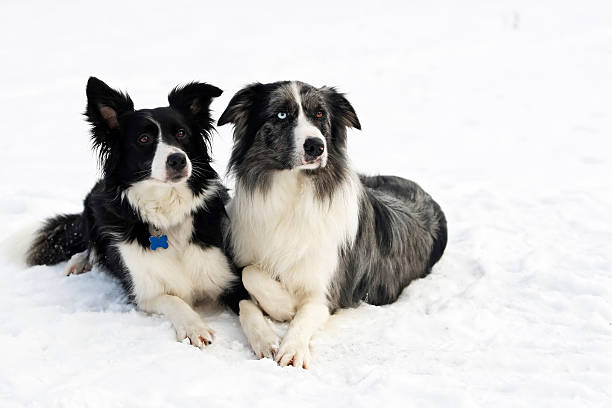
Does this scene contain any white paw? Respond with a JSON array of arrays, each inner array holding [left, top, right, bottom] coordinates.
[[275, 335, 311, 369], [65, 251, 92, 276], [249, 326, 281, 360], [175, 319, 215, 349]]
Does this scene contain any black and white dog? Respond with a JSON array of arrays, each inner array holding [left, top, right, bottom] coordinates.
[[218, 81, 447, 368], [27, 77, 242, 348]]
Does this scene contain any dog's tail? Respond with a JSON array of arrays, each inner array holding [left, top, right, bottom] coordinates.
[[25, 213, 87, 266]]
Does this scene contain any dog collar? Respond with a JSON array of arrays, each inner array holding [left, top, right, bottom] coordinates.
[[149, 226, 169, 250]]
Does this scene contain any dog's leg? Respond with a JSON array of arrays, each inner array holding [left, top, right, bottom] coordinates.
[[65, 250, 92, 276], [242, 265, 296, 322], [139, 294, 214, 348], [275, 301, 329, 369], [239, 299, 281, 359]]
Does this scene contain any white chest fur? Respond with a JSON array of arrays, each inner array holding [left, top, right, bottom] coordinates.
[[229, 170, 362, 300], [117, 216, 233, 305], [122, 180, 218, 230], [118, 181, 233, 305]]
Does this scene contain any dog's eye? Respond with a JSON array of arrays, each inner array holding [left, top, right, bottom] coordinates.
[[315, 111, 324, 119], [277, 112, 287, 120], [176, 129, 186, 139], [138, 134, 151, 144]]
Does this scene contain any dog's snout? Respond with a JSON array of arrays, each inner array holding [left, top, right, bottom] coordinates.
[[166, 153, 187, 171], [304, 138, 325, 158]]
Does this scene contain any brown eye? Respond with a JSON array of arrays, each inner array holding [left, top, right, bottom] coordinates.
[[315, 111, 324, 119], [176, 129, 186, 139], [138, 134, 150, 144]]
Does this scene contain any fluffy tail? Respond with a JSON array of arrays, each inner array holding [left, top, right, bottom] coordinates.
[[26, 213, 87, 266]]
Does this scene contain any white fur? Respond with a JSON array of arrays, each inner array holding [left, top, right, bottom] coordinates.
[[276, 302, 329, 368], [2, 221, 43, 265], [231, 168, 362, 366], [239, 299, 281, 359], [291, 82, 328, 169], [122, 180, 218, 230], [242, 265, 296, 322], [65, 250, 92, 275], [231, 170, 361, 297]]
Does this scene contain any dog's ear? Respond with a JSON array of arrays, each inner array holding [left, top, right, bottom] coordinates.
[[85, 77, 134, 169], [168, 82, 223, 132], [219, 83, 265, 174], [321, 87, 361, 130], [217, 83, 263, 127], [85, 77, 134, 132]]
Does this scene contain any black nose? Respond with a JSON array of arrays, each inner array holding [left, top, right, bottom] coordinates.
[[166, 153, 187, 171], [303, 138, 325, 158]]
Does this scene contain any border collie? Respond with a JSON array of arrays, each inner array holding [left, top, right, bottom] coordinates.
[[217, 81, 447, 367], [27, 77, 242, 348]]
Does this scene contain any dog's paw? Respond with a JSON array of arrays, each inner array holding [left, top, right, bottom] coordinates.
[[65, 251, 92, 276], [249, 328, 281, 360], [175, 320, 215, 349], [275, 335, 311, 369]]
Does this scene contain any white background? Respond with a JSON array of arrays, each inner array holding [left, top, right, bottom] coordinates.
[[0, 0, 611, 406]]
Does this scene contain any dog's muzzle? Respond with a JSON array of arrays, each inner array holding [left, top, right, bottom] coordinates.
[[301, 137, 326, 167], [166, 152, 189, 182]]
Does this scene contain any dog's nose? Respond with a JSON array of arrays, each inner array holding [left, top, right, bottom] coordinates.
[[166, 153, 187, 171], [304, 138, 325, 158]]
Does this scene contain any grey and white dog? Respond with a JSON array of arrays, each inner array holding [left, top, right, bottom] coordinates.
[[218, 81, 447, 368]]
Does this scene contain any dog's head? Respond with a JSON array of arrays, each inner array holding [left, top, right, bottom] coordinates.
[[218, 81, 360, 176], [85, 77, 222, 189]]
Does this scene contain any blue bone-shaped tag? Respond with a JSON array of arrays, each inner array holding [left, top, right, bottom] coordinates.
[[149, 235, 169, 250]]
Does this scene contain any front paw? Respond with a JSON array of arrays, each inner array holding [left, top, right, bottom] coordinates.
[[175, 320, 215, 349], [275, 335, 311, 369], [249, 328, 281, 360]]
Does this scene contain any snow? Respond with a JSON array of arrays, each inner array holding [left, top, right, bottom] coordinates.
[[1, 0, 611, 406]]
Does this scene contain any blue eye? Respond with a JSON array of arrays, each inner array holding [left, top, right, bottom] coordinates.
[[277, 112, 287, 120]]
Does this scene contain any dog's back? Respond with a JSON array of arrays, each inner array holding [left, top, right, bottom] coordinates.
[[360, 174, 447, 268], [329, 175, 447, 309]]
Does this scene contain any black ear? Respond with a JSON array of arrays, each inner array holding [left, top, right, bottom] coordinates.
[[322, 87, 361, 130], [85, 77, 134, 169], [85, 77, 134, 131], [168, 82, 223, 131], [217, 83, 263, 127], [220, 83, 266, 174]]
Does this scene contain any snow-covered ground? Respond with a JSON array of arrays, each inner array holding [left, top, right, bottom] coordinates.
[[1, 0, 611, 406]]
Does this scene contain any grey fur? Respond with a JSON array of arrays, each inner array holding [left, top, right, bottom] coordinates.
[[330, 175, 446, 310], [219, 81, 447, 312]]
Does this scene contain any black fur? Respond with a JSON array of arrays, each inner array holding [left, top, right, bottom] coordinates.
[[26, 214, 87, 265]]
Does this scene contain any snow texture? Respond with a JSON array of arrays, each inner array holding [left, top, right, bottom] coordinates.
[[1, 0, 611, 406]]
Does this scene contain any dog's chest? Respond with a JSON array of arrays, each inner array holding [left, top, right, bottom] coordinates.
[[230, 172, 361, 294], [117, 216, 233, 305]]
